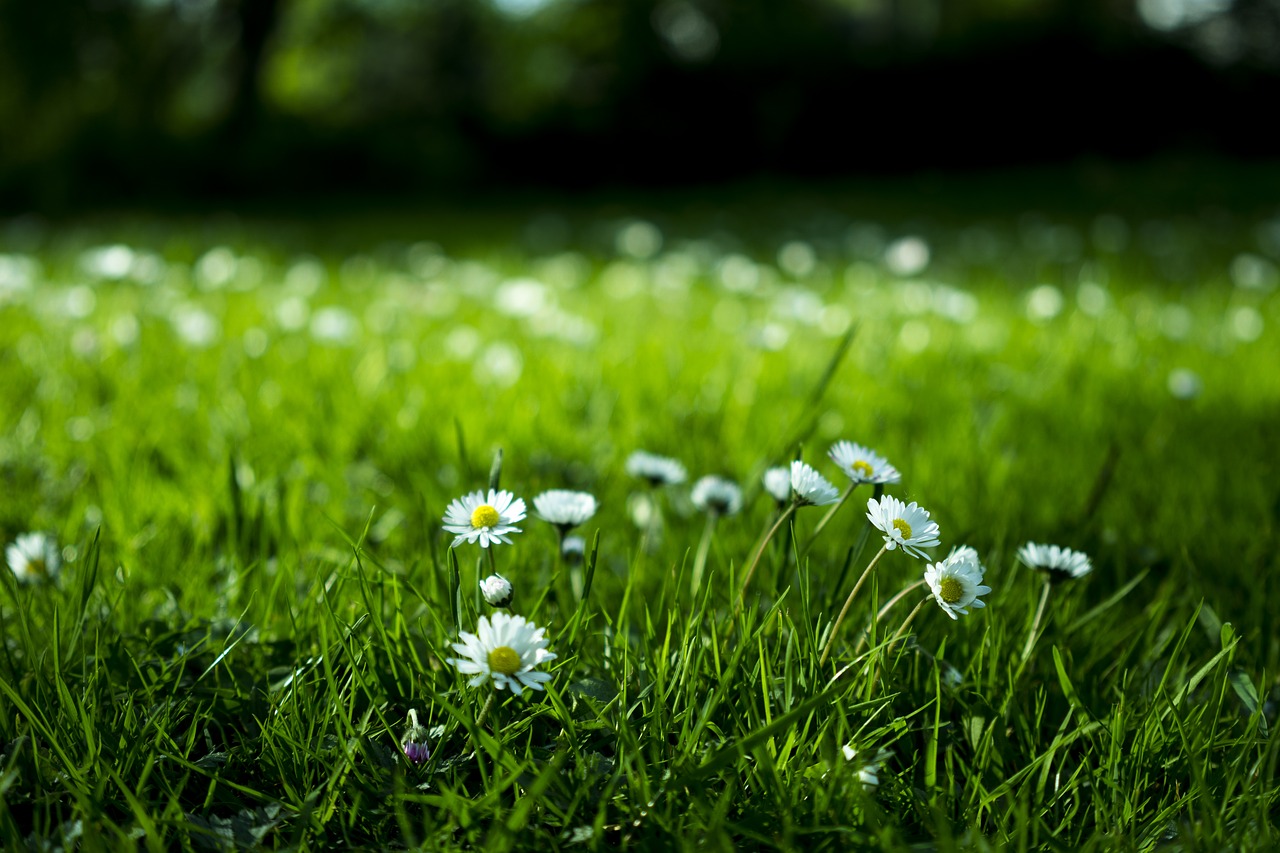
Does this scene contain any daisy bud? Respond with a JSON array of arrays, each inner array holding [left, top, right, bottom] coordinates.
[[480, 573, 514, 608], [402, 709, 430, 765]]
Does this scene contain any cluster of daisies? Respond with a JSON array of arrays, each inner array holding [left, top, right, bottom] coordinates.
[[5, 442, 1094, 773]]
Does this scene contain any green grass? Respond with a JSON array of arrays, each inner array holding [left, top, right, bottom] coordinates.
[[1, 200, 1278, 850]]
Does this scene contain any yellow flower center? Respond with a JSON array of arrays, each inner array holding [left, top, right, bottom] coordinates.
[[892, 518, 912, 539], [488, 646, 522, 676], [27, 557, 48, 577], [852, 460, 873, 478], [939, 576, 965, 604], [471, 504, 500, 529]]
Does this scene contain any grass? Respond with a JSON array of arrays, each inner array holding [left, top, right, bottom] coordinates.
[[1, 196, 1278, 850]]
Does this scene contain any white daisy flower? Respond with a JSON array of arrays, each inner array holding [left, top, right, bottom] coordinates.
[[790, 460, 840, 506], [1018, 542, 1092, 580], [446, 612, 557, 695], [532, 489, 597, 532], [828, 441, 901, 485], [762, 466, 792, 505], [865, 495, 941, 559], [442, 489, 526, 548], [841, 745, 890, 790], [480, 573, 513, 608], [925, 545, 992, 619], [6, 532, 61, 583], [625, 450, 687, 486], [690, 476, 743, 516]]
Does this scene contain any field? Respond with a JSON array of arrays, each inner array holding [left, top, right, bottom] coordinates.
[[2, 188, 1278, 851]]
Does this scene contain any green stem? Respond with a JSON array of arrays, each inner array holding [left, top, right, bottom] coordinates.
[[819, 544, 889, 666], [691, 514, 717, 598], [736, 502, 797, 611], [1020, 577, 1053, 663], [475, 691, 497, 730], [855, 578, 926, 655], [889, 597, 928, 646]]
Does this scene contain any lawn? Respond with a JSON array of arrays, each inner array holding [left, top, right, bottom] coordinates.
[[1, 192, 1278, 850]]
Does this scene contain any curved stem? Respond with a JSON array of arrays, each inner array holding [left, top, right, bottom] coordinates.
[[691, 514, 717, 598], [736, 503, 797, 611], [819, 544, 889, 666], [804, 483, 857, 554], [889, 597, 928, 647], [1020, 577, 1053, 663], [855, 578, 926, 655]]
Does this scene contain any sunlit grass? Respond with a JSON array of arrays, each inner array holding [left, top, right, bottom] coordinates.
[[1, 205, 1277, 849]]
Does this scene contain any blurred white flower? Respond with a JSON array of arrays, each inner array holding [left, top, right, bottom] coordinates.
[[6, 532, 61, 583], [691, 476, 743, 516], [1018, 542, 1092, 580]]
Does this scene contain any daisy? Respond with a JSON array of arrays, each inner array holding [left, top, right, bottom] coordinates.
[[865, 495, 941, 559], [790, 460, 840, 506], [6, 532, 61, 583], [1018, 542, 1092, 580], [533, 489, 597, 533], [480, 573, 513, 608], [762, 466, 791, 505], [691, 476, 743, 516], [925, 545, 991, 619], [401, 709, 430, 765], [442, 489, 526, 548], [625, 450, 687, 486], [446, 612, 557, 695], [828, 441, 901, 485], [841, 746, 891, 790]]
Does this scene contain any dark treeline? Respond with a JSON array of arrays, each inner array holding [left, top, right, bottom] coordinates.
[[2, 0, 1279, 210]]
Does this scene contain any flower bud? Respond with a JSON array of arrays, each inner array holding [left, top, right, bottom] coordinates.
[[480, 573, 513, 608], [402, 709, 429, 765]]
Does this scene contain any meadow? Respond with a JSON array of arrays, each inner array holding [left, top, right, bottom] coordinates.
[[1, 191, 1278, 850]]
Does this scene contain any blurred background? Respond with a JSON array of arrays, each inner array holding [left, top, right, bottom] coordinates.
[[3, 0, 1280, 212]]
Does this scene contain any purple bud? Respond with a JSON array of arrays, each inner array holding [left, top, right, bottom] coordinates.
[[401, 708, 429, 766]]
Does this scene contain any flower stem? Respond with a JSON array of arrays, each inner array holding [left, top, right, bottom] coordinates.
[[1020, 577, 1053, 663], [736, 502, 797, 611], [691, 514, 717, 598], [475, 691, 497, 730], [855, 578, 926, 655], [819, 544, 889, 666], [889, 597, 928, 647], [804, 483, 857, 554]]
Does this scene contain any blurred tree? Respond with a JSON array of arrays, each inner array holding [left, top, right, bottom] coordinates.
[[0, 0, 1276, 209]]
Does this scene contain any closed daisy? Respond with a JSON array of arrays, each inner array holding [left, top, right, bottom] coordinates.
[[691, 476, 743, 516], [1018, 542, 1092, 580], [442, 489, 526, 548], [625, 450, 687, 486], [829, 441, 901, 485], [446, 612, 556, 695], [480, 573, 514, 607], [790, 460, 840, 506], [762, 466, 792, 505], [866, 496, 940, 559], [533, 490, 597, 533], [925, 545, 991, 619], [6, 532, 61, 583]]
